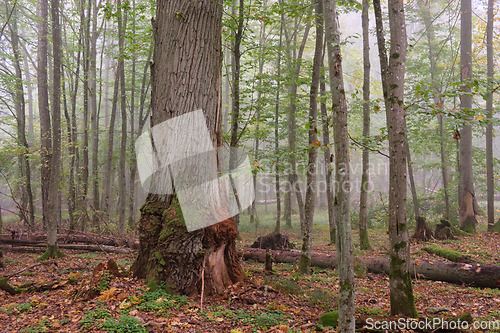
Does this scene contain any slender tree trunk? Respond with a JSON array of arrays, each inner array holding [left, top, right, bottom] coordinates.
[[78, 0, 92, 230], [42, 0, 63, 258], [131, 0, 244, 295], [8, 2, 35, 232], [274, 8, 284, 233], [37, 0, 51, 231], [250, 7, 266, 229], [298, 0, 322, 275], [373, 0, 417, 317], [21, 44, 35, 145], [117, 0, 128, 234], [89, 0, 100, 227], [324, 0, 355, 329], [407, 142, 421, 219], [286, 21, 311, 235], [229, 0, 244, 229], [320, 75, 335, 245], [101, 61, 120, 219], [458, 0, 477, 233], [416, 0, 451, 222], [359, 0, 372, 251], [126, 0, 137, 229], [486, 0, 495, 232]]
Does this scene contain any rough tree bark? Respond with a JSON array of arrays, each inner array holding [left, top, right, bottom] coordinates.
[[298, 0, 322, 275], [359, 0, 372, 251], [324, 0, 355, 330], [131, 0, 244, 295], [373, 0, 417, 317], [458, 0, 478, 233]]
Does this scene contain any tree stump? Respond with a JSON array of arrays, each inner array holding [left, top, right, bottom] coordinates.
[[435, 220, 455, 240], [412, 216, 433, 241]]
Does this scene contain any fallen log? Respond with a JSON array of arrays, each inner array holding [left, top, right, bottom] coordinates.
[[422, 245, 472, 263], [0, 242, 133, 254], [242, 248, 500, 289], [0, 233, 139, 249]]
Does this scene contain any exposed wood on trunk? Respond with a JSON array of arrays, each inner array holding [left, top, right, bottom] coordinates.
[[131, 0, 245, 296], [243, 248, 500, 289]]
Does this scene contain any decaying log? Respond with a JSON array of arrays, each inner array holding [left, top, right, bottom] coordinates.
[[243, 248, 500, 289]]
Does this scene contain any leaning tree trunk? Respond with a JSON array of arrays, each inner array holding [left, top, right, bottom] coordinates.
[[458, 0, 477, 233], [131, 0, 244, 295], [324, 0, 355, 330]]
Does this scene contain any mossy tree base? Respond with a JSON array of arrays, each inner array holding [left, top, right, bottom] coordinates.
[[460, 215, 477, 234], [37, 245, 65, 261], [298, 254, 311, 275], [359, 229, 372, 250], [492, 220, 500, 232], [389, 255, 418, 317], [132, 195, 245, 296]]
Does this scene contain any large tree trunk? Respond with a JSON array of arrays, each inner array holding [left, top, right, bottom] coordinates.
[[486, 0, 495, 232], [373, 0, 417, 317], [458, 0, 477, 233], [359, 0, 371, 251], [324, 0, 355, 330], [298, 0, 322, 275], [131, 0, 244, 295], [243, 248, 500, 289]]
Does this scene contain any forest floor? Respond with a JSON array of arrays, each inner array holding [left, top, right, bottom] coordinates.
[[0, 210, 499, 332]]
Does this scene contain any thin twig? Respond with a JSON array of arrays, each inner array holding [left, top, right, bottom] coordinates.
[[348, 133, 389, 158], [200, 259, 205, 312]]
